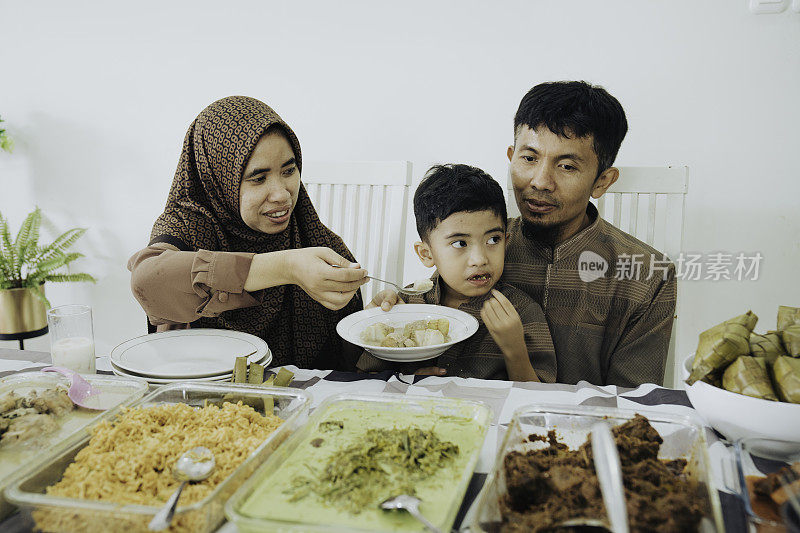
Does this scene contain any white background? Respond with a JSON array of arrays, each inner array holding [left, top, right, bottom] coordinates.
[[1, 0, 798, 387]]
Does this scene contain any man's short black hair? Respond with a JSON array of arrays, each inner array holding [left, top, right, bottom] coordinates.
[[514, 81, 628, 176], [414, 164, 507, 241]]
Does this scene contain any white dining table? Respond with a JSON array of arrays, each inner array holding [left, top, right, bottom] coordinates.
[[0, 347, 751, 532]]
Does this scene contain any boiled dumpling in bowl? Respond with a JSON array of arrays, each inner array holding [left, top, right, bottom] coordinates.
[[427, 318, 449, 336], [380, 332, 406, 347], [361, 322, 394, 344], [403, 320, 427, 337], [360, 319, 451, 348], [416, 329, 445, 347]]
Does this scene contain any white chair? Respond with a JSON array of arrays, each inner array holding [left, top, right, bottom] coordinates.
[[507, 166, 689, 387], [302, 161, 413, 301]]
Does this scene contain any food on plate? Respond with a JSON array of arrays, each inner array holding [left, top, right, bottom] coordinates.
[[412, 278, 434, 293], [34, 401, 283, 533], [498, 414, 704, 532], [360, 318, 451, 347], [722, 356, 778, 401], [230, 358, 293, 387], [746, 462, 800, 527], [0, 387, 74, 446], [749, 332, 786, 363], [781, 324, 800, 357], [686, 307, 800, 404], [0, 376, 148, 521], [290, 426, 458, 513], [773, 356, 800, 403], [228, 361, 295, 412], [238, 403, 485, 530], [687, 311, 758, 385], [752, 462, 800, 508], [777, 306, 800, 331]]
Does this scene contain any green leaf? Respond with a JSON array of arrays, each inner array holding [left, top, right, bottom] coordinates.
[[20, 210, 41, 264], [14, 208, 41, 269], [44, 273, 96, 283], [33, 228, 87, 260], [28, 252, 83, 279], [28, 283, 51, 308], [0, 132, 13, 153], [27, 228, 87, 271], [0, 212, 14, 262]]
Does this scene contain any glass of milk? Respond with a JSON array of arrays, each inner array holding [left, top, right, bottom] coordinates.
[[47, 304, 96, 374]]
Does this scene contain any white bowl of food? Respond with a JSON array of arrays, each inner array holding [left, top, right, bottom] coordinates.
[[682, 353, 800, 454], [337, 304, 480, 362]]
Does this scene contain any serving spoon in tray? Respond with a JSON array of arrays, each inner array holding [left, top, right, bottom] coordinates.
[[553, 422, 629, 532], [381, 494, 441, 533], [149, 447, 216, 531]]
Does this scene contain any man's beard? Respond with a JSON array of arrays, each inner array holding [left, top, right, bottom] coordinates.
[[521, 216, 561, 246]]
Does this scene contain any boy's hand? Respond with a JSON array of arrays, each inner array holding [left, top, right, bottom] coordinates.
[[481, 289, 525, 352], [366, 289, 404, 311], [414, 366, 447, 376]]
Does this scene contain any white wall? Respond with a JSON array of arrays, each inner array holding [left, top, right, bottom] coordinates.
[[1, 0, 799, 387]]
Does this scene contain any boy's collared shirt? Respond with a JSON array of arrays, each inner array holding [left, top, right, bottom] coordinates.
[[504, 203, 677, 387], [357, 272, 556, 382]]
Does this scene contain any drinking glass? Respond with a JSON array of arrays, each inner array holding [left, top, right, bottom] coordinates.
[[47, 304, 96, 374]]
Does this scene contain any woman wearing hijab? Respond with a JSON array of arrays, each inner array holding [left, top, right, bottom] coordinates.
[[128, 96, 367, 370]]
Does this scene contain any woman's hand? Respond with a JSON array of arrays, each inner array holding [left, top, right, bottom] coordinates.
[[245, 247, 367, 310], [287, 247, 368, 310]]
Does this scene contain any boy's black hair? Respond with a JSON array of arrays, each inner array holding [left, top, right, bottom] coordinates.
[[414, 164, 507, 241], [514, 81, 628, 176]]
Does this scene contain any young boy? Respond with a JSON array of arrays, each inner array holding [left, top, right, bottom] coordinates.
[[357, 164, 556, 382]]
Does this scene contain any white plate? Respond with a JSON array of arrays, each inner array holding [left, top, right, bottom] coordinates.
[[110, 329, 270, 378], [110, 352, 269, 380], [336, 304, 479, 362], [110, 361, 235, 384], [111, 353, 270, 379]]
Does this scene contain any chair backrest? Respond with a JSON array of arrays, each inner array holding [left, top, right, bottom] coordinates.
[[507, 166, 689, 387], [302, 161, 413, 301]]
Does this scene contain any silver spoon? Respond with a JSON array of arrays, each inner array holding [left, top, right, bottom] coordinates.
[[591, 422, 629, 533], [331, 265, 432, 296], [148, 447, 216, 531], [381, 494, 441, 532]]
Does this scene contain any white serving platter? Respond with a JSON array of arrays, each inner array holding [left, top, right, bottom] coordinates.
[[110, 329, 270, 378]]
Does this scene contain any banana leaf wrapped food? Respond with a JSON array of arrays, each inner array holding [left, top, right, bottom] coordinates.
[[687, 311, 759, 385], [700, 369, 724, 389], [777, 306, 800, 331], [780, 324, 800, 357], [721, 356, 778, 401], [749, 332, 786, 365], [773, 356, 800, 403]]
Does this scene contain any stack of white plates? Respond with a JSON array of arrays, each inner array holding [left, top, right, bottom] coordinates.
[[110, 329, 271, 385]]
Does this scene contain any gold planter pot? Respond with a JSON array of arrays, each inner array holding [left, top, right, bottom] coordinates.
[[0, 286, 47, 335]]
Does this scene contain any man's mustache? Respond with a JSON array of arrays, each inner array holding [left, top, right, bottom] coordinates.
[[521, 195, 561, 208]]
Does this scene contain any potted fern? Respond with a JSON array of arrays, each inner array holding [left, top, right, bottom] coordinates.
[[0, 208, 96, 338]]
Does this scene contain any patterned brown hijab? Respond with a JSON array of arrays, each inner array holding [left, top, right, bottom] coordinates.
[[150, 96, 362, 369]]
